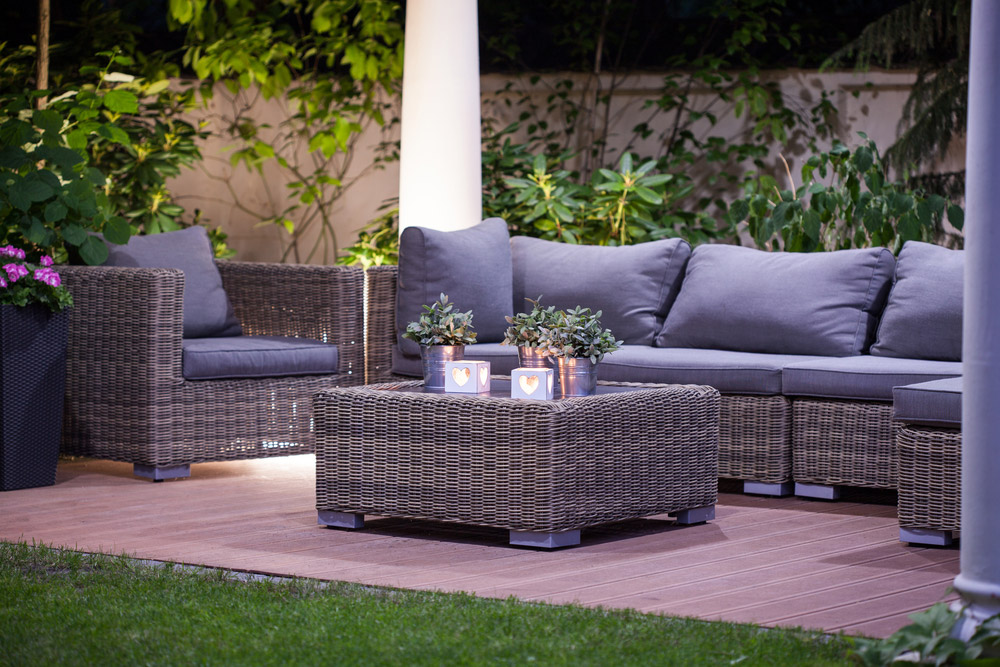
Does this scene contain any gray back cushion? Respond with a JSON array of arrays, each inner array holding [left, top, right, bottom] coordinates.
[[656, 245, 895, 356], [511, 236, 691, 345], [870, 241, 963, 361], [104, 226, 242, 338], [396, 218, 513, 357]]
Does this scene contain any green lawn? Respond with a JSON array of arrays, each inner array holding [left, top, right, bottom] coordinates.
[[0, 541, 856, 666]]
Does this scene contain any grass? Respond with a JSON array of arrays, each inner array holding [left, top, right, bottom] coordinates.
[[0, 541, 857, 666]]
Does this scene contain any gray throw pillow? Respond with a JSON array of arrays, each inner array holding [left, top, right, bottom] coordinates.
[[104, 226, 242, 338], [511, 236, 691, 345], [396, 218, 513, 357], [870, 241, 963, 361], [655, 244, 895, 356]]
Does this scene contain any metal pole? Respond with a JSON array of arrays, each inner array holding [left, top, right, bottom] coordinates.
[[398, 0, 482, 232], [955, 0, 1000, 636]]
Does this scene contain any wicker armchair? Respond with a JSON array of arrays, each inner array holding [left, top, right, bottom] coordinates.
[[57, 261, 365, 480]]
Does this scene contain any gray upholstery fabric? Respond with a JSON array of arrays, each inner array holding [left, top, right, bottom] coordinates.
[[655, 245, 895, 356], [182, 336, 339, 380], [782, 355, 961, 402], [893, 377, 963, 427], [511, 236, 691, 345], [870, 241, 963, 361], [391, 342, 518, 377], [599, 346, 824, 395], [104, 226, 242, 338], [396, 218, 513, 357]]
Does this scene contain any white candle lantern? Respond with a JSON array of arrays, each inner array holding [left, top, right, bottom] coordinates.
[[444, 360, 491, 393], [511, 367, 555, 400]]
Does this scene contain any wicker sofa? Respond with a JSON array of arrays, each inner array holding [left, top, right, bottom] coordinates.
[[58, 228, 365, 481], [367, 220, 964, 545]]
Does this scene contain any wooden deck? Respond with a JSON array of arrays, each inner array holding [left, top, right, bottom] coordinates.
[[0, 455, 958, 638]]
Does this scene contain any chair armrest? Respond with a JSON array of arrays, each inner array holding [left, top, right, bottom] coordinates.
[[57, 265, 185, 391], [366, 265, 398, 383], [216, 261, 365, 378]]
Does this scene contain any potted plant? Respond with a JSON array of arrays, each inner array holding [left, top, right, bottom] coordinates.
[[403, 293, 477, 390], [503, 296, 561, 369], [536, 306, 622, 396], [0, 245, 74, 490]]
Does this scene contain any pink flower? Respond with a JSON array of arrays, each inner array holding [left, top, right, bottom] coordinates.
[[0, 245, 25, 259], [3, 263, 28, 282], [0, 275, 6, 288], [40, 255, 54, 267], [33, 268, 61, 287]]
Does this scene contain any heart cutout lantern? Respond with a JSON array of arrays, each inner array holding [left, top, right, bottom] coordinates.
[[452, 367, 471, 386], [518, 374, 540, 395], [479, 365, 489, 386]]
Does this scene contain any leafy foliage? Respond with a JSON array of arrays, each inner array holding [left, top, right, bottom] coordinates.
[[824, 0, 970, 185], [0, 246, 73, 312], [0, 81, 134, 265], [167, 0, 404, 264], [535, 306, 622, 363], [335, 206, 398, 268], [728, 134, 964, 252], [853, 603, 1000, 665], [403, 293, 477, 347], [502, 297, 561, 348]]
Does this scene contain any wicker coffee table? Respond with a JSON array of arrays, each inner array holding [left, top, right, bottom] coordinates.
[[313, 379, 720, 548]]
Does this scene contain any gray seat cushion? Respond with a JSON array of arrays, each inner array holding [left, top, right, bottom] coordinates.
[[511, 236, 691, 345], [396, 218, 513, 357], [893, 377, 963, 427], [656, 245, 895, 356], [104, 226, 242, 338], [391, 343, 518, 377], [870, 241, 963, 361], [782, 356, 961, 402], [182, 336, 339, 380], [599, 346, 825, 395]]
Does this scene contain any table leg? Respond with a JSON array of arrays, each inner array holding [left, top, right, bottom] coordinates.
[[509, 529, 581, 549], [318, 511, 365, 529], [671, 505, 715, 525]]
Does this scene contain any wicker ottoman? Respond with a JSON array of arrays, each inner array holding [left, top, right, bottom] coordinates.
[[314, 380, 720, 548]]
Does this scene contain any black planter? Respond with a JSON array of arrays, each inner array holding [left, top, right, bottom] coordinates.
[[0, 304, 69, 491]]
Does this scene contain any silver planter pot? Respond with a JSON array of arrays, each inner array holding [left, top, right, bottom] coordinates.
[[553, 356, 599, 397], [516, 346, 559, 394], [420, 345, 465, 390]]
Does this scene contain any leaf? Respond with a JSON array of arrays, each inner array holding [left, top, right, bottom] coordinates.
[[947, 204, 964, 230], [79, 235, 109, 265], [44, 200, 67, 223], [20, 176, 55, 204], [34, 145, 84, 173], [102, 90, 139, 114], [803, 209, 821, 241], [633, 186, 663, 205], [32, 109, 63, 135], [97, 124, 131, 146], [728, 199, 750, 222], [0, 146, 27, 169], [61, 222, 87, 246], [863, 206, 882, 234], [619, 152, 634, 173], [27, 217, 52, 245], [103, 216, 131, 245]]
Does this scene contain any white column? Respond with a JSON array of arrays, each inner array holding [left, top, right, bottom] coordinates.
[[398, 0, 482, 232], [955, 0, 1000, 636]]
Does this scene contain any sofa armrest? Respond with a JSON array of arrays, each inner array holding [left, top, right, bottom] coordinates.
[[366, 265, 398, 383], [216, 261, 365, 379], [57, 265, 186, 392]]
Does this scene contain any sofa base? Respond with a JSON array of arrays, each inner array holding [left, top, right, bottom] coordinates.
[[743, 481, 793, 497], [133, 464, 190, 482], [900, 527, 956, 547], [794, 482, 841, 500], [510, 530, 581, 549], [318, 511, 365, 529]]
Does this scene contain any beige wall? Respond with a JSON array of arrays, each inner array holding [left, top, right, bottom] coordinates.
[[169, 68, 962, 263]]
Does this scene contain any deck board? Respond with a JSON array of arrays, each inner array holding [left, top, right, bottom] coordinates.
[[0, 455, 958, 638]]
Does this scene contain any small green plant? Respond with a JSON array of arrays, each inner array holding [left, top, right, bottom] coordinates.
[[0, 245, 73, 312], [502, 296, 560, 348], [726, 134, 965, 252], [336, 207, 398, 268], [403, 293, 477, 347], [853, 603, 1000, 665], [536, 306, 621, 363]]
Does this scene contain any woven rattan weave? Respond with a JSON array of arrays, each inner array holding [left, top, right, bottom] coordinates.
[[57, 262, 365, 471], [314, 380, 719, 535], [791, 398, 898, 489], [897, 425, 961, 532]]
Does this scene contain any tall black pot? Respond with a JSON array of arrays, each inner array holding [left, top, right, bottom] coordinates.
[[0, 304, 69, 491]]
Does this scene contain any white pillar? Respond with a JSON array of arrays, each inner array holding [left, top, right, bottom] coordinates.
[[398, 0, 482, 232], [955, 0, 1000, 635]]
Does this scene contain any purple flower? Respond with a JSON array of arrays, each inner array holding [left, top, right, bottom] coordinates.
[[40, 255, 54, 267], [3, 263, 28, 282], [0, 245, 25, 259], [34, 268, 61, 287], [0, 275, 6, 288]]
